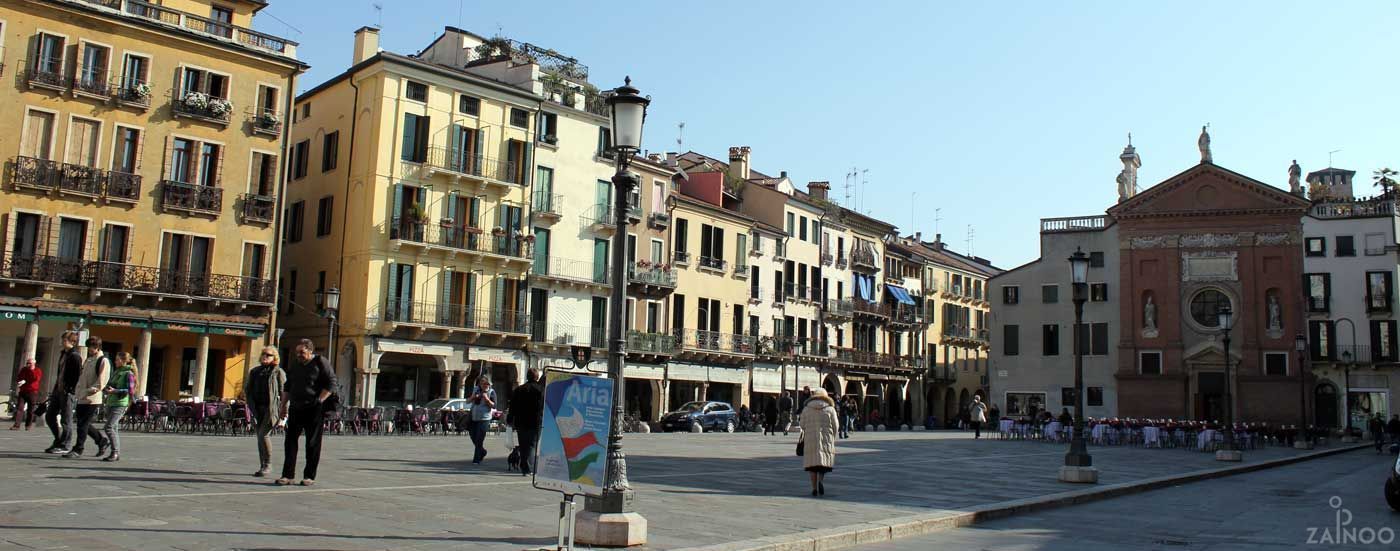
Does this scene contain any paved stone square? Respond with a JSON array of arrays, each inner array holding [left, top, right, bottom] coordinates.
[[0, 428, 1326, 550]]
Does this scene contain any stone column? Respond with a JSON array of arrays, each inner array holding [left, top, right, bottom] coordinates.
[[192, 333, 210, 399], [366, 373, 378, 407], [452, 372, 465, 398], [135, 328, 152, 397], [22, 321, 39, 365], [440, 369, 452, 400]]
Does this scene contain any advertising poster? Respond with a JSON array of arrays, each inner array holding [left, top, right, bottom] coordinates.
[[533, 371, 613, 497]]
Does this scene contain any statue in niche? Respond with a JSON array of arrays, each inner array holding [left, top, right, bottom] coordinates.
[[1267, 292, 1282, 331], [1144, 294, 1158, 333]]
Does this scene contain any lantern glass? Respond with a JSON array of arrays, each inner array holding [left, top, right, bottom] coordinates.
[[1068, 248, 1090, 284], [324, 287, 341, 311], [1294, 334, 1306, 352], [1216, 305, 1233, 331], [610, 99, 645, 151]]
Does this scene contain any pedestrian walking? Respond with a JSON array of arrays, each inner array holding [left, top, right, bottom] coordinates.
[[10, 358, 41, 430], [836, 395, 850, 439], [244, 346, 285, 477], [276, 339, 336, 486], [99, 352, 137, 462], [507, 368, 543, 476], [778, 392, 794, 435], [1370, 414, 1386, 453], [467, 376, 496, 464], [799, 386, 813, 410], [969, 395, 987, 439], [44, 331, 83, 454], [989, 403, 1001, 432], [762, 396, 778, 436], [798, 388, 838, 497], [64, 337, 111, 459], [1387, 415, 1400, 446]]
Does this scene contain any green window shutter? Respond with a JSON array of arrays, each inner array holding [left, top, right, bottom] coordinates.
[[386, 264, 400, 318], [401, 114, 418, 161], [440, 271, 454, 324], [392, 183, 404, 220]]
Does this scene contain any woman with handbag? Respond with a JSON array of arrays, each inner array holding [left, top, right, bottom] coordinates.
[[798, 388, 839, 497]]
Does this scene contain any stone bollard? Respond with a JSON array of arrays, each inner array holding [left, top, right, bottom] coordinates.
[[864, 424, 876, 432], [638, 423, 651, 434], [901, 424, 911, 431], [875, 425, 885, 432]]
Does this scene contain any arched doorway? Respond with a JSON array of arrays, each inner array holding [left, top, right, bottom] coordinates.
[[943, 388, 957, 428], [375, 352, 443, 408], [822, 375, 840, 396], [925, 385, 940, 425], [1315, 382, 1339, 428], [885, 382, 904, 426], [844, 380, 863, 400], [625, 379, 656, 422], [865, 383, 883, 425]]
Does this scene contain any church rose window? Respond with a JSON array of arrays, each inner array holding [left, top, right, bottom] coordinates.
[[1189, 289, 1230, 328]]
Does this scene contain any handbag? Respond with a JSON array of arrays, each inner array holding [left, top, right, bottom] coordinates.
[[795, 437, 804, 456]]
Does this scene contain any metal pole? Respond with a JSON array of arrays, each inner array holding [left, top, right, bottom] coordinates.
[[1336, 317, 1357, 438], [591, 160, 635, 514], [1065, 285, 1091, 467], [1222, 330, 1233, 451], [1298, 348, 1308, 445]]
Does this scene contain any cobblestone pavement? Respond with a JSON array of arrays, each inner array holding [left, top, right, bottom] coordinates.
[[857, 448, 1395, 550], [0, 428, 1330, 550]]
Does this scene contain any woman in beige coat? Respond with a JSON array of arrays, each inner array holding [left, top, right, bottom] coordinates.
[[799, 388, 839, 496]]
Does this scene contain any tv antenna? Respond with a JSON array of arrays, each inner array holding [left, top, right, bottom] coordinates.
[[845, 167, 856, 206], [966, 225, 975, 257], [677, 122, 685, 149], [934, 208, 942, 237], [371, 3, 383, 29], [860, 169, 869, 213], [1328, 149, 1342, 168]]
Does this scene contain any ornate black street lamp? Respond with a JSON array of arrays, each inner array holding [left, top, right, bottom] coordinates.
[[1217, 304, 1240, 461], [579, 77, 650, 545], [1295, 333, 1311, 448], [1060, 248, 1095, 483], [315, 286, 340, 375]]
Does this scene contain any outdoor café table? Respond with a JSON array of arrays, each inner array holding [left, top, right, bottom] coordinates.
[[1091, 424, 1110, 443], [999, 419, 1015, 433], [1142, 426, 1162, 447], [1197, 429, 1219, 450], [1046, 421, 1064, 442]]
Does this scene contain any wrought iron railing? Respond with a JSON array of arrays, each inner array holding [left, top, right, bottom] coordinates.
[[532, 191, 563, 217], [824, 299, 854, 317], [73, 68, 111, 97], [389, 219, 530, 258], [533, 256, 607, 284], [851, 247, 878, 271], [0, 254, 87, 286], [942, 325, 989, 342], [114, 0, 296, 56], [833, 348, 903, 369], [0, 254, 273, 303], [380, 300, 531, 334], [251, 108, 282, 135], [1306, 296, 1329, 313], [580, 204, 615, 229], [26, 57, 65, 89], [12, 156, 141, 202], [673, 250, 691, 265], [628, 262, 677, 288], [676, 329, 755, 355], [160, 180, 223, 215], [106, 171, 141, 202], [113, 79, 152, 108], [698, 256, 727, 272], [853, 300, 890, 318], [12, 156, 61, 191], [239, 194, 276, 223], [171, 91, 233, 123], [531, 322, 605, 347], [425, 147, 518, 183], [58, 164, 105, 196], [628, 331, 677, 355]]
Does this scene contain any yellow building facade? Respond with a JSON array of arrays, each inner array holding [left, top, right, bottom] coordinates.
[[0, 0, 303, 403]]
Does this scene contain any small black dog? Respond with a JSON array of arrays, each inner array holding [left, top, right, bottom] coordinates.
[[506, 446, 522, 472]]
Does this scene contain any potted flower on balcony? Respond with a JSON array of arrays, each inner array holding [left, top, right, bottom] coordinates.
[[636, 259, 652, 269], [491, 226, 506, 237], [258, 111, 280, 128], [522, 233, 536, 243], [208, 97, 233, 117], [182, 91, 209, 110], [129, 82, 151, 101]]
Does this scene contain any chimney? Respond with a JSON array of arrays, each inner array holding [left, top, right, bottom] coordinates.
[[807, 181, 830, 200], [353, 26, 380, 65], [780, 171, 788, 179], [934, 233, 943, 250], [914, 232, 922, 243], [728, 146, 751, 180]]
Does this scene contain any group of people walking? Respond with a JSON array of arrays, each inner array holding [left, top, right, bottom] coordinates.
[[35, 331, 136, 462]]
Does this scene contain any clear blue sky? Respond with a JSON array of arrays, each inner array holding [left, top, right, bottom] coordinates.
[[255, 0, 1398, 268]]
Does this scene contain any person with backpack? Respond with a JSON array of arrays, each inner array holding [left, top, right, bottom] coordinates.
[[99, 352, 138, 462], [276, 339, 336, 486], [64, 336, 111, 459]]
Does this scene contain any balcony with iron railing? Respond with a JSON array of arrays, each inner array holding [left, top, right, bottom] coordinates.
[[0, 253, 274, 304], [580, 204, 616, 233], [25, 57, 66, 91], [832, 347, 901, 370], [942, 325, 990, 344], [12, 156, 141, 203], [532, 256, 607, 287], [747, 286, 766, 304], [890, 304, 923, 327], [238, 194, 276, 224], [697, 256, 728, 274], [531, 322, 605, 349], [821, 251, 834, 266], [72, 68, 112, 99], [851, 247, 878, 272], [792, 338, 831, 359], [648, 211, 671, 229], [1310, 197, 1397, 220], [78, 0, 298, 57], [928, 363, 958, 383], [676, 329, 755, 357], [627, 261, 677, 294], [852, 300, 891, 319], [673, 250, 691, 266], [823, 299, 854, 319], [251, 109, 282, 136], [531, 191, 563, 222], [628, 330, 678, 357], [378, 300, 531, 335], [171, 90, 233, 125], [835, 254, 848, 269], [160, 181, 223, 216], [424, 146, 519, 185], [1368, 293, 1392, 314], [389, 219, 530, 260], [1320, 344, 1389, 365], [1040, 215, 1110, 233], [113, 79, 152, 110]]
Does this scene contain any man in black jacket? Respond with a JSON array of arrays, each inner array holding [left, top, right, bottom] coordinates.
[[276, 339, 336, 486], [778, 392, 794, 435], [44, 331, 83, 454], [507, 368, 544, 476]]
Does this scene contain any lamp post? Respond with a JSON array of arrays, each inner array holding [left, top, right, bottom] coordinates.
[[1335, 317, 1359, 442], [1058, 248, 1096, 483], [1216, 304, 1240, 461], [1295, 333, 1312, 449], [315, 286, 340, 383], [577, 77, 649, 547]]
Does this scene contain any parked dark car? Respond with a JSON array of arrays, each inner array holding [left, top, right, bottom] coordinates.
[[1386, 443, 1400, 511], [660, 401, 737, 433]]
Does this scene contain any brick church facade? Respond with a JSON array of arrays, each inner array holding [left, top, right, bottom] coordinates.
[[1109, 162, 1311, 423]]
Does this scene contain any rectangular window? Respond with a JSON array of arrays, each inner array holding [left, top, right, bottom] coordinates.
[[288, 200, 305, 243], [672, 294, 685, 333], [241, 242, 265, 279], [1087, 387, 1104, 407], [1365, 233, 1387, 255], [316, 196, 333, 237], [400, 113, 429, 163], [1336, 235, 1355, 257], [1004, 392, 1045, 417], [256, 84, 278, 117], [120, 53, 150, 94], [1076, 322, 1109, 356], [114, 127, 141, 174], [100, 224, 129, 263], [22, 109, 56, 160], [322, 131, 339, 172], [170, 138, 194, 182], [56, 218, 87, 260], [674, 218, 688, 253], [509, 108, 529, 128], [1371, 320, 1398, 362], [35, 33, 65, 77], [1003, 325, 1019, 356], [198, 143, 220, 187], [1140, 351, 1162, 375], [597, 128, 612, 158], [179, 67, 228, 99], [77, 42, 110, 92], [292, 139, 310, 179], [250, 152, 276, 196], [1042, 284, 1059, 304], [459, 95, 480, 115], [1366, 271, 1393, 312], [66, 117, 100, 167], [799, 216, 808, 241], [1090, 283, 1108, 302], [1089, 251, 1105, 268], [1042, 324, 1059, 356], [1305, 273, 1331, 312], [1309, 320, 1334, 361], [538, 112, 558, 144], [1264, 352, 1288, 376], [405, 80, 428, 102], [1305, 237, 1326, 257]]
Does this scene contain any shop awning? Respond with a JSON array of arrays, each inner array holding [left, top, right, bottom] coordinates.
[[886, 285, 916, 305]]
